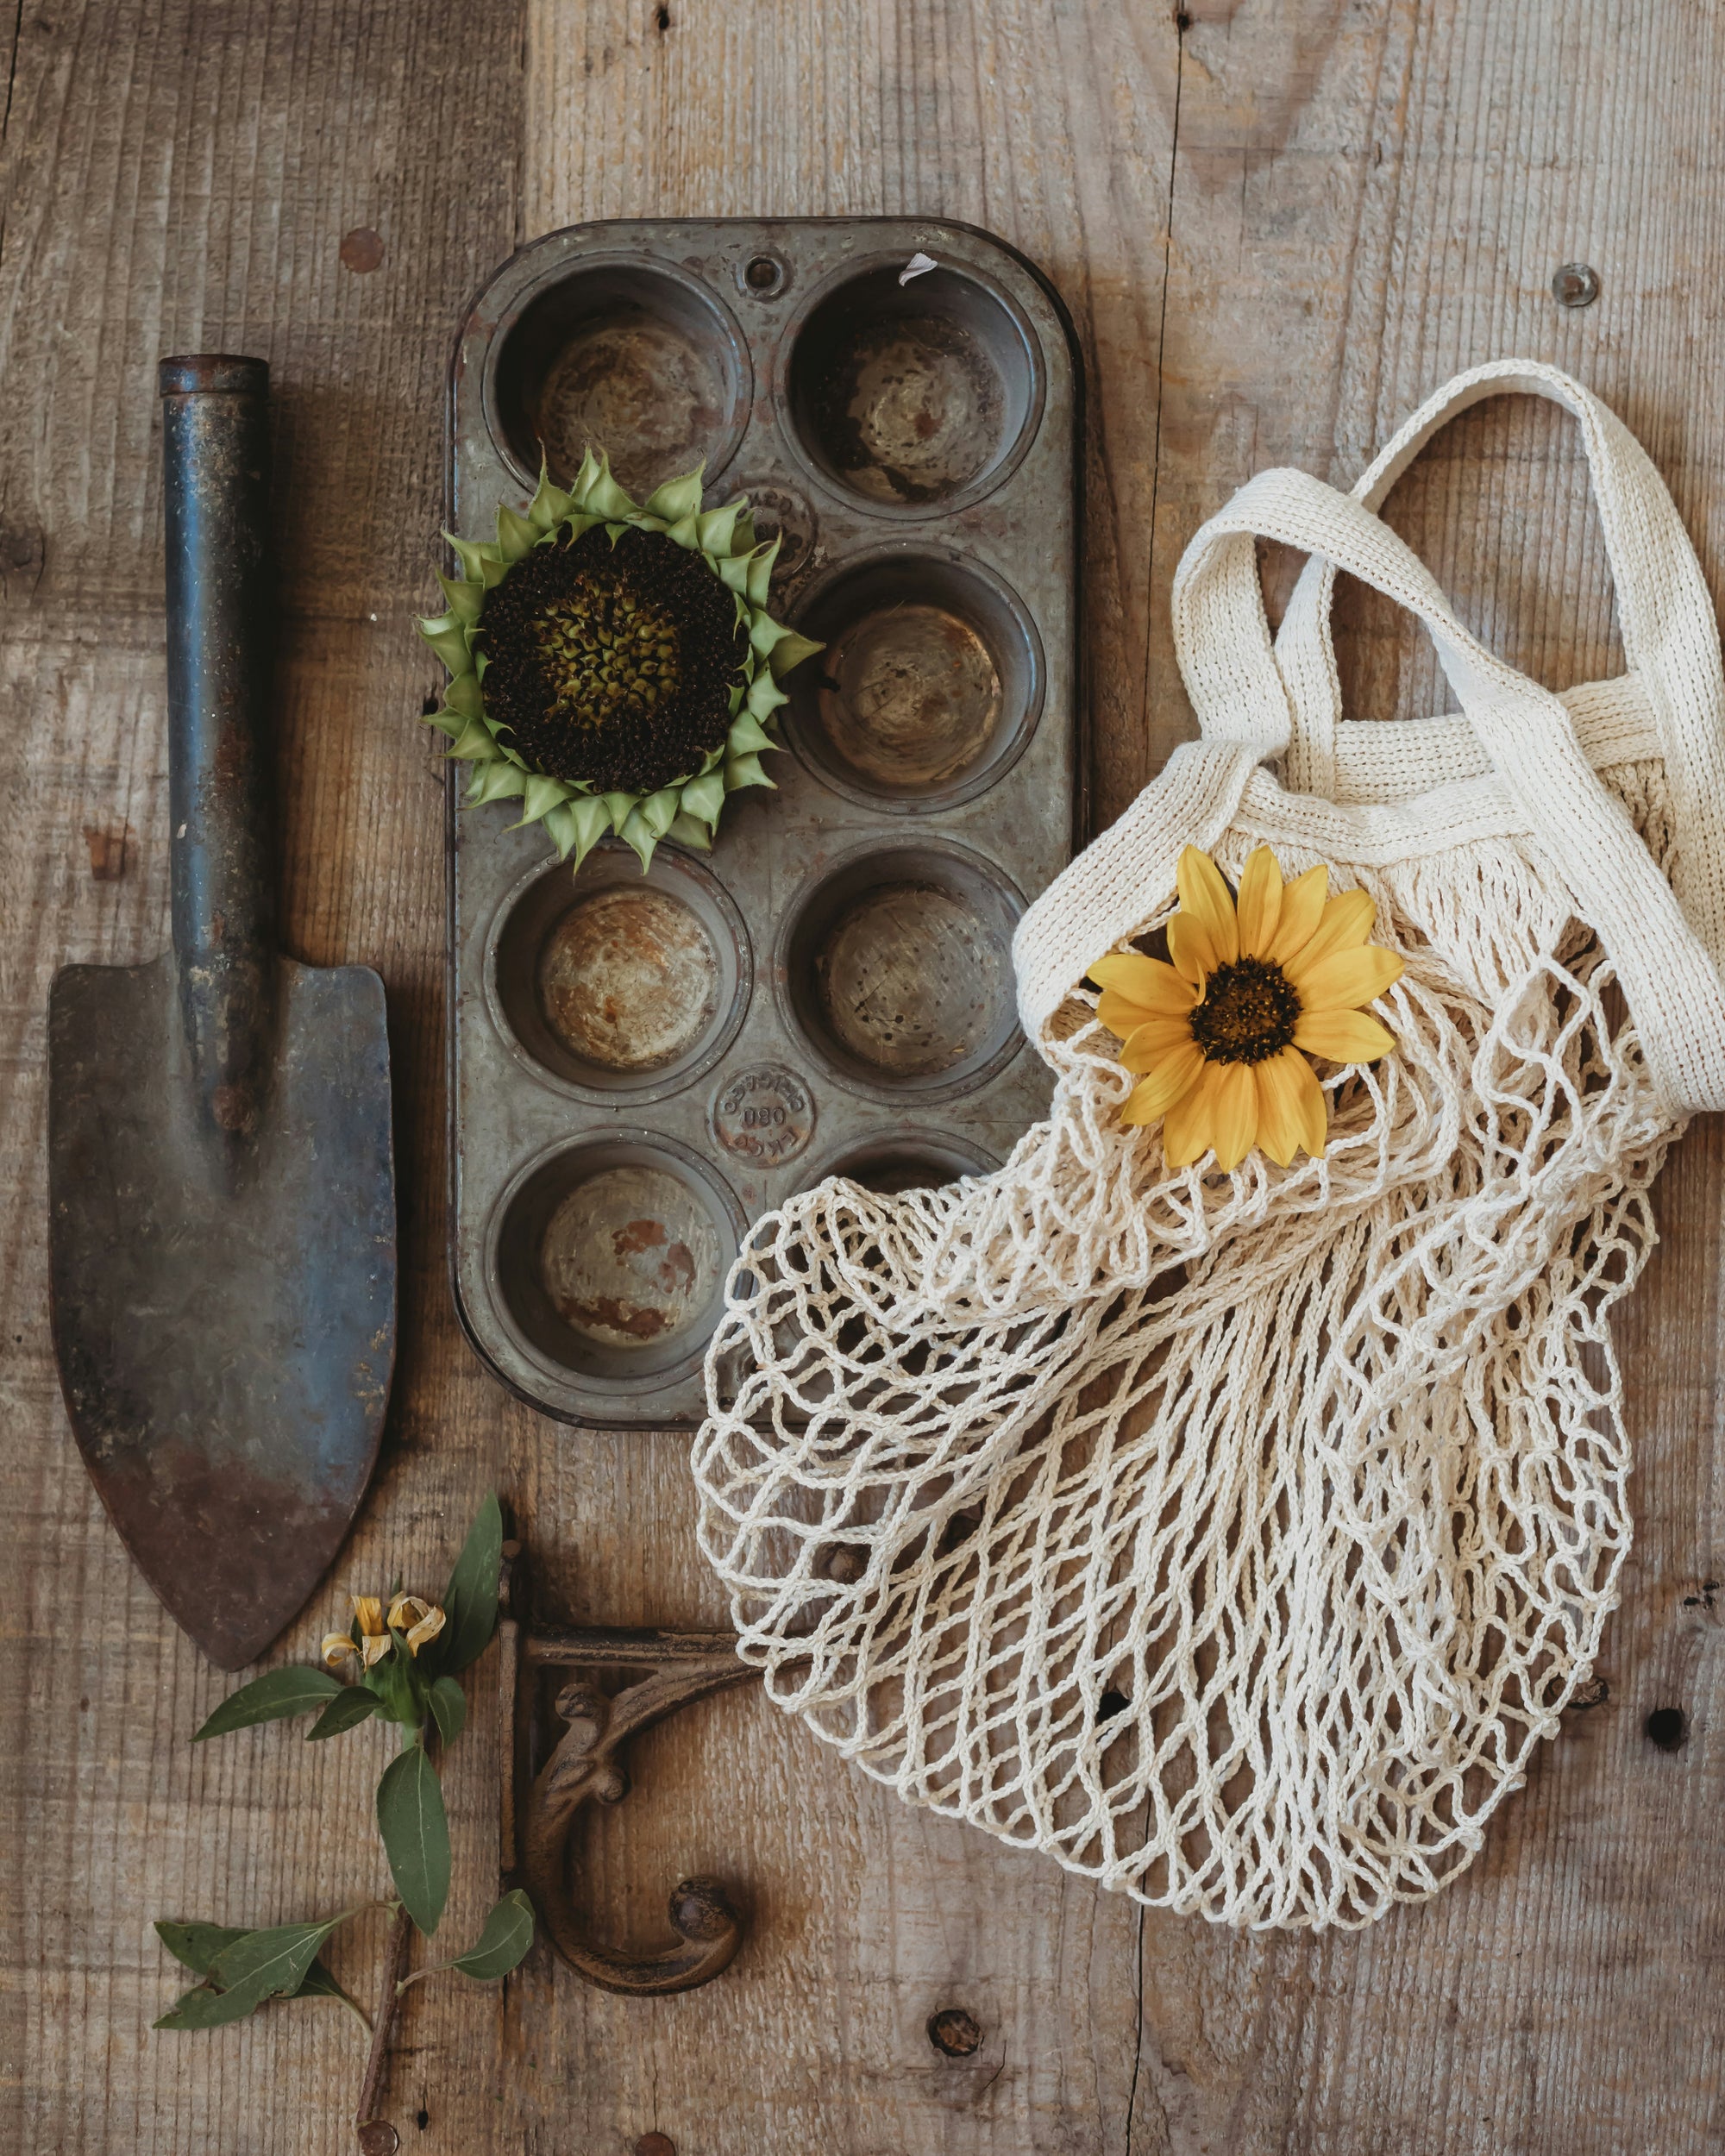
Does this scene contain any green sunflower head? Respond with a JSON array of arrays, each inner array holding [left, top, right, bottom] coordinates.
[[417, 453, 823, 872]]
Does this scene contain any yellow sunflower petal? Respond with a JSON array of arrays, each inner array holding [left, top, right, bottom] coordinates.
[[361, 1632, 393, 1668], [1263, 862, 1329, 965], [353, 1595, 384, 1638], [1164, 1062, 1220, 1168], [1255, 1045, 1327, 1165], [1176, 845, 1239, 967], [1292, 1008, 1397, 1062], [1121, 1040, 1206, 1124], [1089, 952, 1197, 1013], [1288, 944, 1404, 1013], [1121, 1019, 1199, 1074], [1235, 846, 1284, 959], [322, 1633, 359, 1668], [1282, 887, 1377, 975], [1167, 910, 1215, 986], [1209, 1061, 1259, 1171]]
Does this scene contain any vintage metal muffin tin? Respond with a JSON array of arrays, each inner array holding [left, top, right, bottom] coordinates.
[[446, 218, 1082, 1426]]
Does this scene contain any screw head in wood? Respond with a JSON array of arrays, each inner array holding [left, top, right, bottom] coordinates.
[[341, 227, 386, 273], [1552, 262, 1600, 309]]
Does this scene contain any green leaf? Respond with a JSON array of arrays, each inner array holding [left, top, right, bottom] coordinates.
[[306, 1687, 379, 1741], [155, 1921, 251, 1977], [645, 467, 705, 523], [429, 1675, 467, 1746], [377, 1742, 450, 1936], [678, 768, 726, 824], [528, 461, 575, 530], [440, 1493, 504, 1677], [745, 668, 790, 719], [445, 717, 500, 762], [450, 1891, 536, 1982], [725, 711, 775, 757], [494, 504, 540, 561], [745, 535, 782, 607], [469, 760, 527, 806], [665, 811, 713, 852], [437, 573, 484, 624], [584, 458, 637, 522], [600, 790, 639, 832], [769, 627, 825, 679], [511, 773, 569, 830], [445, 671, 485, 720], [638, 786, 681, 839], [417, 615, 474, 676], [617, 806, 658, 872], [192, 1667, 339, 1742], [567, 793, 612, 872], [725, 752, 775, 793], [749, 611, 789, 659], [155, 1922, 353, 2019], [696, 501, 744, 557], [154, 1915, 351, 2029]]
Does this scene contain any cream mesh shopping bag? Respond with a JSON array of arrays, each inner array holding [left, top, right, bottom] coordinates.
[[690, 362, 1725, 1928]]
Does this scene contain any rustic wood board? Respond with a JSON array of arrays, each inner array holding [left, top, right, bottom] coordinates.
[[4, 0, 1723, 2151]]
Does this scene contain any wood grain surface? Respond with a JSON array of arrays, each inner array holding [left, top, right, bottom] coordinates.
[[3, 1, 1723, 2152]]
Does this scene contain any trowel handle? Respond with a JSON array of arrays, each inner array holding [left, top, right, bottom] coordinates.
[[159, 355, 277, 1138]]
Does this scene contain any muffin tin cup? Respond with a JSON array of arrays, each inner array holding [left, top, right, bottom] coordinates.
[[775, 838, 1027, 1106], [485, 841, 751, 1107], [448, 219, 1082, 1427], [784, 546, 1045, 812]]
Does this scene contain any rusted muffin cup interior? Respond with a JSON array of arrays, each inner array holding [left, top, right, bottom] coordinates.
[[489, 843, 750, 1099], [492, 1136, 742, 1382], [787, 551, 1044, 810], [813, 1129, 1000, 1194], [781, 843, 1024, 1098], [488, 261, 751, 496], [786, 263, 1040, 511]]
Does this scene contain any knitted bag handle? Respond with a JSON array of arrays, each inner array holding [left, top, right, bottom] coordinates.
[[1268, 362, 1725, 971], [1170, 448, 1725, 1116]]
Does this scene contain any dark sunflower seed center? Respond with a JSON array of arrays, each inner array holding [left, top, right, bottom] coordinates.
[[479, 524, 744, 795], [534, 573, 683, 725], [1189, 956, 1301, 1064]]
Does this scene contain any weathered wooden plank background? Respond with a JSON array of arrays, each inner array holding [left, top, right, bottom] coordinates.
[[3, 2, 1722, 2152]]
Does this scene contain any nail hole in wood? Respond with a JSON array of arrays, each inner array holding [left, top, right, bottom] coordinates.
[[656, 3, 671, 27], [928, 2007, 983, 2058], [1645, 1705, 1688, 1752], [636, 2134, 676, 2156]]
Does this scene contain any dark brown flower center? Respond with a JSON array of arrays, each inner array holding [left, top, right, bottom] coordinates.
[[478, 523, 744, 794], [1188, 956, 1301, 1064]]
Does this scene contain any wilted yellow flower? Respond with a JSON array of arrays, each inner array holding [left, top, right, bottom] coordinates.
[[323, 1595, 392, 1670], [387, 1594, 447, 1658], [1090, 845, 1403, 1173]]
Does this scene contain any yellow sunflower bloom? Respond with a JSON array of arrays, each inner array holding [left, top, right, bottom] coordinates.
[[1088, 844, 1403, 1173]]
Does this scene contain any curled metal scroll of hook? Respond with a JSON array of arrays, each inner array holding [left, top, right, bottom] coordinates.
[[500, 1555, 759, 1996]]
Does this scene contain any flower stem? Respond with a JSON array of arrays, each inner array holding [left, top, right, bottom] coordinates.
[[354, 1902, 412, 2152]]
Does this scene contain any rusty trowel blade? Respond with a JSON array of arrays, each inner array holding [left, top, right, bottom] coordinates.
[[47, 950, 396, 1670]]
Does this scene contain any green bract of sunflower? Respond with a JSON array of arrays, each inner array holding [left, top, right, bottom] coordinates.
[[417, 451, 823, 873]]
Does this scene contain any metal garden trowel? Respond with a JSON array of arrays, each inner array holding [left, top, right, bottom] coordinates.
[[47, 355, 397, 1670]]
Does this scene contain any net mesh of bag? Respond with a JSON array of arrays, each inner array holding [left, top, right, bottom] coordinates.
[[690, 363, 1725, 1929]]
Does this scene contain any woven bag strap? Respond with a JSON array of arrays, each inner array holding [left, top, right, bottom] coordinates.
[[1169, 457, 1725, 1115], [1268, 361, 1725, 971]]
